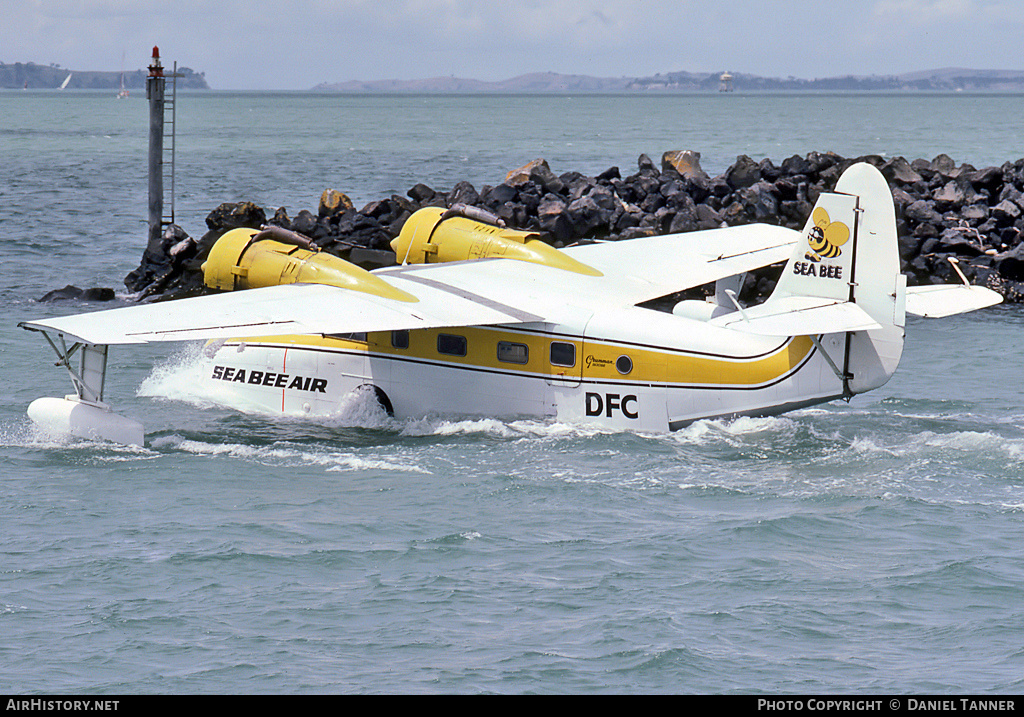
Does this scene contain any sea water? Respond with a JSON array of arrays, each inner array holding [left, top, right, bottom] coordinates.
[[2, 90, 1024, 694]]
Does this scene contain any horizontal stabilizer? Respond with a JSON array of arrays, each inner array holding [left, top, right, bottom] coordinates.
[[710, 295, 882, 336], [905, 283, 1003, 318]]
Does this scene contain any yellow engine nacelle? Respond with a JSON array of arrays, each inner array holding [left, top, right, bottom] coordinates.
[[202, 226, 415, 303], [390, 206, 602, 277]]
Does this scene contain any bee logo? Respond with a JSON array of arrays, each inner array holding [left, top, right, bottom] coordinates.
[[804, 207, 850, 262]]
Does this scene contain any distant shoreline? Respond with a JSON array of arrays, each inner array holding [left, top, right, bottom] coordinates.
[[0, 62, 208, 90], [9, 87, 1024, 97], [312, 68, 1024, 94], [4, 63, 1024, 92]]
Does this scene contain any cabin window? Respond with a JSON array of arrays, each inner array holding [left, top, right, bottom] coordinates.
[[391, 330, 409, 349], [549, 341, 576, 368], [616, 355, 634, 375], [437, 333, 468, 357], [497, 341, 529, 365], [326, 332, 367, 342]]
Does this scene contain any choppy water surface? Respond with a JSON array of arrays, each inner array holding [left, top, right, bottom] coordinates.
[[2, 91, 1024, 694]]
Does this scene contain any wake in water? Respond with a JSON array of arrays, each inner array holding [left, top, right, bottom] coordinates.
[[0, 419, 156, 463], [18, 337, 1020, 510], [148, 434, 433, 474]]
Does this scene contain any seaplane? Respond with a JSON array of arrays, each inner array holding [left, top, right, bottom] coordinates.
[[19, 163, 1003, 446]]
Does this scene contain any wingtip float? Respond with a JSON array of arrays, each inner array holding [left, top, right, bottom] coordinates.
[[21, 163, 1002, 445]]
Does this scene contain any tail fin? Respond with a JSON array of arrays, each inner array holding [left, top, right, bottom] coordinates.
[[773, 162, 906, 395], [773, 162, 903, 321], [709, 163, 905, 394]]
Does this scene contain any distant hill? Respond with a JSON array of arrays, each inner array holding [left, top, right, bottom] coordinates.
[[313, 68, 1024, 93], [1, 62, 209, 90], [316, 71, 633, 93], [628, 68, 1024, 92]]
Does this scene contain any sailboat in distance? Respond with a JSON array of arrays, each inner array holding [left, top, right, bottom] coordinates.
[[59, 73, 72, 90], [117, 52, 129, 98]]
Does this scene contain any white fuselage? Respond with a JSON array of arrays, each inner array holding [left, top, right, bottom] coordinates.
[[203, 304, 853, 431]]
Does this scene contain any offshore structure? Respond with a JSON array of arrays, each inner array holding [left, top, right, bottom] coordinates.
[[146, 47, 178, 252]]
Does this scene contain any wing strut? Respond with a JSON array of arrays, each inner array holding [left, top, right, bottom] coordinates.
[[24, 326, 108, 403], [18, 324, 143, 445]]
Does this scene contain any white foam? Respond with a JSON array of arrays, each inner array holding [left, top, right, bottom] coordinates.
[[669, 414, 799, 447], [715, 415, 795, 434], [847, 435, 900, 457], [137, 343, 226, 409], [396, 414, 631, 441], [1, 418, 155, 456], [152, 434, 431, 474]]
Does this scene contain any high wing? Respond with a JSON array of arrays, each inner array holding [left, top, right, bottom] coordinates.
[[19, 280, 543, 346], [21, 224, 797, 346], [559, 223, 797, 304]]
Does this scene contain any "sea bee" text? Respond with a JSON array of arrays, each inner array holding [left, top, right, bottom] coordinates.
[[793, 261, 843, 279]]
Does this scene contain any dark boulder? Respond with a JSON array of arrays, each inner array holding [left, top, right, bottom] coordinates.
[[668, 201, 699, 233], [935, 227, 984, 256], [933, 181, 967, 210], [881, 157, 924, 185], [637, 153, 659, 177], [695, 203, 724, 230], [290, 209, 318, 237], [613, 206, 643, 233], [780, 154, 815, 177], [407, 183, 440, 205], [40, 285, 116, 302], [537, 195, 574, 243], [268, 207, 291, 228], [904, 199, 944, 225], [992, 199, 1022, 227], [967, 165, 1003, 195], [505, 159, 566, 195], [567, 194, 613, 237], [205, 201, 266, 232], [725, 154, 761, 190], [738, 181, 780, 222], [124, 223, 198, 296], [757, 157, 781, 183], [805, 151, 841, 176], [994, 243, 1024, 281], [961, 203, 990, 224], [447, 181, 480, 208], [931, 153, 959, 179], [483, 183, 518, 206]]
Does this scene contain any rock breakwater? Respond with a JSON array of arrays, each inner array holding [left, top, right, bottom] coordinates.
[[119, 150, 1024, 305]]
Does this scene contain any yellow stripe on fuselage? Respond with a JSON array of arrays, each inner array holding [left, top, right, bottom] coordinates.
[[222, 327, 815, 390], [579, 334, 815, 387]]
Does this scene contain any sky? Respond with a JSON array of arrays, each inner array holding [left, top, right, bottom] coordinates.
[[3, 0, 1023, 90]]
